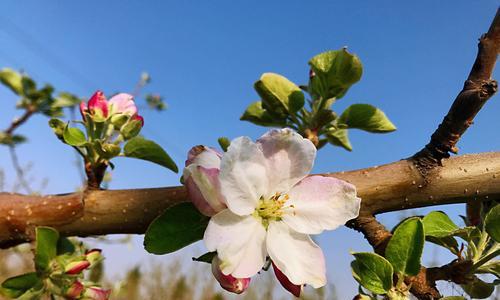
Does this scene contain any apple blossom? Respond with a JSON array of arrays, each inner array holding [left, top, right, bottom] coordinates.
[[183, 145, 226, 216], [108, 93, 138, 116], [211, 255, 250, 294], [203, 129, 361, 292]]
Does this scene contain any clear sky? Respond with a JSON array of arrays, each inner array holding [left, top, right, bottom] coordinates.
[[0, 1, 499, 299]]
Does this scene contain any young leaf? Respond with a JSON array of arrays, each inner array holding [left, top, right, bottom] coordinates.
[[461, 277, 495, 299], [0, 68, 23, 95], [240, 101, 286, 127], [217, 137, 230, 152], [385, 218, 424, 276], [426, 236, 459, 255], [192, 251, 217, 264], [123, 137, 178, 173], [0, 273, 41, 299], [35, 226, 59, 271], [440, 297, 467, 300], [476, 261, 500, 278], [351, 252, 393, 295], [254, 73, 305, 115], [485, 204, 500, 242], [56, 237, 76, 255], [422, 211, 459, 238], [63, 125, 87, 146], [308, 49, 363, 100], [326, 129, 352, 151], [339, 104, 396, 133], [144, 202, 209, 254]]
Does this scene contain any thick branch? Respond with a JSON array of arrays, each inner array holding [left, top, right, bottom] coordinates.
[[1, 152, 500, 248], [412, 9, 500, 172]]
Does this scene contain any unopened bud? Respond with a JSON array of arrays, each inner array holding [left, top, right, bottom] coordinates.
[[65, 260, 90, 275], [85, 249, 103, 266], [65, 281, 84, 299], [272, 262, 302, 298], [120, 118, 143, 140], [211, 256, 250, 294], [110, 114, 130, 129], [83, 286, 111, 300]]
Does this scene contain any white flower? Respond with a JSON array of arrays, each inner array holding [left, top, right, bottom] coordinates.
[[203, 128, 361, 288]]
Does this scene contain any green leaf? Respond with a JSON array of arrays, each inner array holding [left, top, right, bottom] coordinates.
[[144, 202, 210, 254], [422, 211, 459, 238], [0, 68, 23, 95], [351, 252, 393, 294], [326, 129, 352, 151], [452, 226, 481, 243], [440, 297, 467, 300], [192, 251, 217, 264], [240, 101, 286, 127], [48, 118, 66, 140], [0, 132, 27, 146], [476, 261, 500, 278], [1, 273, 41, 299], [34, 226, 59, 271], [52, 92, 81, 108], [254, 73, 305, 115], [63, 125, 87, 146], [426, 236, 459, 255], [485, 204, 500, 242], [385, 218, 424, 276], [339, 104, 396, 133], [56, 237, 75, 255], [217, 137, 230, 152], [308, 48, 363, 100], [461, 277, 495, 299], [123, 137, 178, 173]]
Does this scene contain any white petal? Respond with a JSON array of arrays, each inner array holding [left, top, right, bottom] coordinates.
[[267, 222, 326, 288], [204, 209, 267, 278], [283, 176, 361, 235], [257, 129, 316, 195], [219, 136, 268, 215]]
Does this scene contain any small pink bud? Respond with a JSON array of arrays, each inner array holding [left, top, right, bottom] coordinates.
[[272, 262, 302, 298], [79, 101, 88, 119], [212, 256, 250, 294], [65, 281, 84, 299], [131, 114, 144, 127], [85, 249, 103, 266], [83, 287, 111, 300], [86, 90, 109, 120], [183, 146, 226, 216], [65, 260, 91, 275]]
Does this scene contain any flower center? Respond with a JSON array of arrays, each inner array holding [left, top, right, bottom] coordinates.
[[253, 192, 293, 228]]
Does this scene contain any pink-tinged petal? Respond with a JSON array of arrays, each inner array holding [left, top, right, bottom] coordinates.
[[219, 136, 268, 215], [109, 93, 137, 116], [65, 260, 91, 275], [212, 256, 251, 294], [87, 90, 109, 118], [65, 281, 84, 299], [266, 222, 326, 288], [283, 176, 361, 235], [79, 101, 87, 119], [84, 287, 111, 300], [184, 172, 225, 216], [185, 146, 221, 167], [204, 209, 267, 278], [257, 129, 316, 196], [272, 262, 302, 298]]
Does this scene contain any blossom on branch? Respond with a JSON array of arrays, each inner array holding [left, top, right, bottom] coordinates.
[[185, 128, 361, 295]]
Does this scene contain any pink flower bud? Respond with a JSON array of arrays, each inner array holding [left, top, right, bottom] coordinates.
[[108, 93, 138, 116], [131, 114, 144, 127], [272, 262, 302, 298], [81, 91, 109, 121], [65, 281, 84, 299], [65, 260, 91, 275], [84, 287, 111, 300], [212, 256, 250, 294], [183, 146, 226, 216], [85, 249, 103, 266]]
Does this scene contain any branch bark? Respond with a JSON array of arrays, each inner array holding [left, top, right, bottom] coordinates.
[[1, 151, 500, 248]]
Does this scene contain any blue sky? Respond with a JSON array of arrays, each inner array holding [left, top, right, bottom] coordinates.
[[0, 1, 499, 298]]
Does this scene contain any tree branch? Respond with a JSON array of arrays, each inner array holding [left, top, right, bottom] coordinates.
[[1, 151, 500, 248]]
